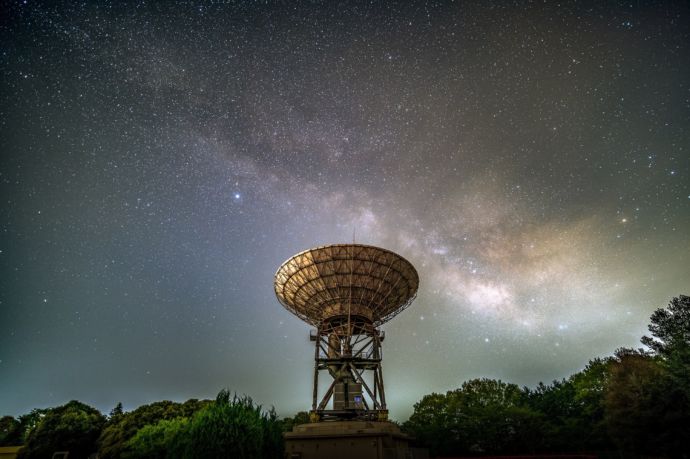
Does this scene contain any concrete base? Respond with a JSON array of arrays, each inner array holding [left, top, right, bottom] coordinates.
[[0, 447, 23, 459], [284, 421, 418, 459]]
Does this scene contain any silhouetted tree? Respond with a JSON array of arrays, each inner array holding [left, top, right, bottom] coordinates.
[[17, 400, 105, 459], [568, 356, 615, 450], [404, 378, 543, 456], [122, 417, 189, 459], [403, 392, 454, 455], [172, 390, 283, 459], [525, 379, 583, 451], [642, 295, 690, 395], [108, 402, 124, 421], [603, 348, 677, 457], [16, 409, 48, 444], [638, 294, 690, 457], [280, 411, 310, 432], [98, 399, 208, 459], [0, 416, 23, 446]]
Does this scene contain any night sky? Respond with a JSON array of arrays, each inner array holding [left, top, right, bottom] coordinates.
[[1, 1, 689, 421]]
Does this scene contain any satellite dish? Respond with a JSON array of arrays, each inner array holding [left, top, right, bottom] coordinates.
[[274, 244, 419, 421]]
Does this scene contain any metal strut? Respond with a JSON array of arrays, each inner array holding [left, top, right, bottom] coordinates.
[[309, 318, 388, 421]]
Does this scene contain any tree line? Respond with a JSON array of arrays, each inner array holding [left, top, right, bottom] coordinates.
[[1, 295, 688, 458], [403, 295, 690, 458], [0, 391, 284, 459]]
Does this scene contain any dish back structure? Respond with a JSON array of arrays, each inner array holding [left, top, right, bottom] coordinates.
[[274, 244, 418, 421]]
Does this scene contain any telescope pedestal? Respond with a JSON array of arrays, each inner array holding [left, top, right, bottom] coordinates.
[[284, 421, 416, 459], [310, 321, 388, 421]]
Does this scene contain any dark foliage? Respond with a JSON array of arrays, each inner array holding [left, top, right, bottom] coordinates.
[[17, 401, 105, 459], [403, 378, 544, 456], [117, 390, 284, 459], [121, 417, 189, 459], [0, 416, 23, 446], [642, 295, 690, 358], [97, 398, 209, 459], [404, 295, 690, 458], [170, 390, 283, 459], [280, 411, 311, 433], [642, 294, 690, 398]]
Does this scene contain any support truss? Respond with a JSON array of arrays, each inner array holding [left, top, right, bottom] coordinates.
[[309, 317, 388, 421]]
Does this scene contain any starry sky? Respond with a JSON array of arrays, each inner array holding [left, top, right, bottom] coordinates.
[[1, 1, 689, 421]]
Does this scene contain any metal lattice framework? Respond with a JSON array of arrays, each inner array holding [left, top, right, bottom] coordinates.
[[274, 244, 419, 421]]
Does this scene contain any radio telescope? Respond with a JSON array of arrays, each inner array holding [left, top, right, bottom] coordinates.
[[274, 244, 419, 421]]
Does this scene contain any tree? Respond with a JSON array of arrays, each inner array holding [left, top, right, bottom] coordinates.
[[403, 379, 543, 456], [16, 409, 48, 444], [641, 295, 690, 356], [603, 348, 687, 457], [17, 401, 106, 459], [525, 379, 583, 451], [637, 295, 690, 457], [122, 417, 189, 459], [97, 399, 209, 459], [641, 294, 690, 396], [454, 379, 542, 454], [568, 357, 615, 450], [403, 392, 460, 455], [109, 402, 124, 421], [172, 390, 283, 459], [0, 416, 23, 446], [280, 411, 310, 433]]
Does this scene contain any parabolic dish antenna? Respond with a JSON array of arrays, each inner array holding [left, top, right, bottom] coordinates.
[[274, 244, 419, 327], [274, 244, 419, 421]]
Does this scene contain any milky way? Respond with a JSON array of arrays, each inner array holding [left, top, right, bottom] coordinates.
[[1, 1, 689, 420]]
